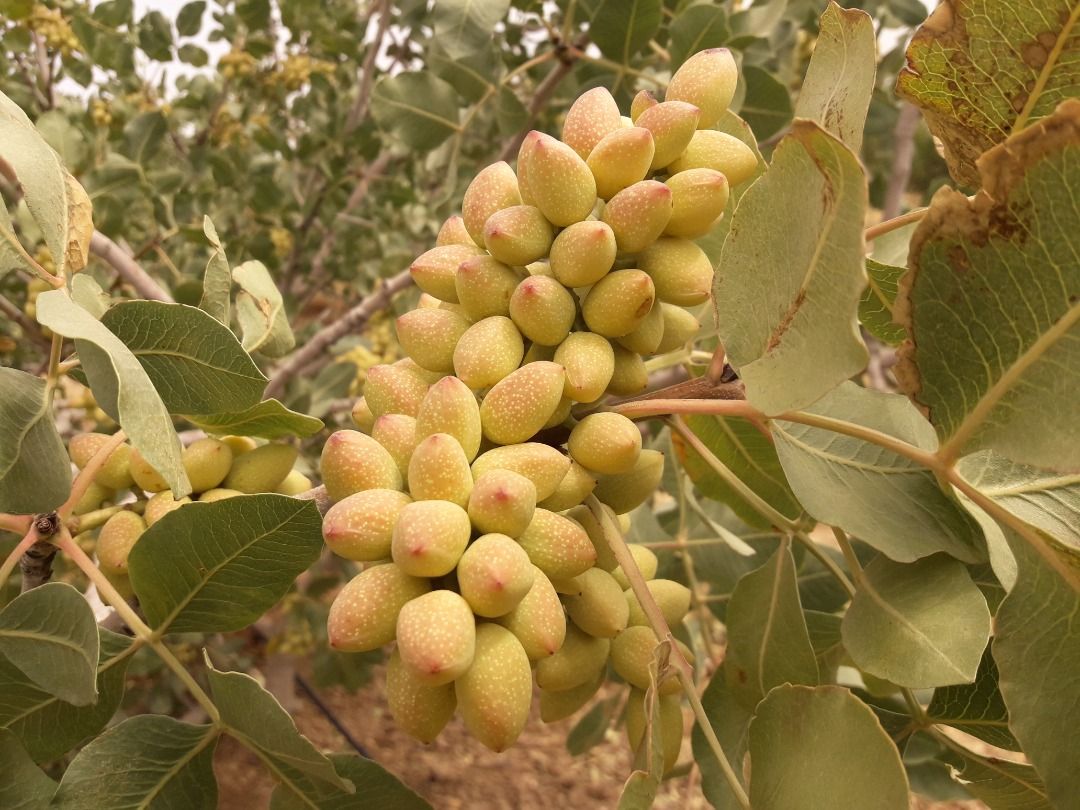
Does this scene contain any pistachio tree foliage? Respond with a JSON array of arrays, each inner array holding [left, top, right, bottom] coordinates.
[[1, 0, 1078, 808]]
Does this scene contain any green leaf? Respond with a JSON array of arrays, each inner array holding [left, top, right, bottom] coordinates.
[[692, 666, 751, 810], [269, 753, 430, 809], [619, 690, 664, 810], [748, 685, 910, 810], [122, 112, 167, 166], [128, 495, 323, 635], [496, 86, 527, 136], [793, 2, 876, 153], [0, 729, 56, 810], [198, 216, 231, 326], [181, 399, 323, 439], [772, 382, 985, 562], [959, 451, 1080, 549], [896, 101, 1080, 471], [233, 260, 296, 358], [371, 72, 461, 152], [0, 583, 99, 707], [428, 48, 497, 104], [716, 120, 868, 415], [100, 300, 266, 414], [0, 91, 85, 277], [0, 630, 135, 763], [137, 11, 173, 61], [178, 44, 209, 67], [668, 5, 729, 69], [675, 414, 803, 530], [724, 543, 819, 706], [176, 0, 205, 36], [92, 0, 132, 26], [896, 0, 1080, 186], [993, 530, 1080, 807], [207, 663, 351, 794], [927, 648, 1020, 750], [842, 554, 991, 688], [804, 609, 844, 678], [859, 259, 906, 345], [71, 273, 111, 319], [36, 110, 90, 172], [940, 747, 1050, 810], [36, 289, 189, 496], [737, 66, 792, 142], [53, 716, 218, 809], [0, 368, 72, 514], [566, 695, 618, 756], [430, 0, 511, 61], [590, 0, 662, 64]]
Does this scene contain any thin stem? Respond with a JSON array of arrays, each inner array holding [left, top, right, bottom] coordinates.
[[57, 431, 127, 521], [0, 513, 31, 534], [794, 531, 855, 597], [901, 687, 929, 726], [55, 529, 221, 725], [864, 207, 927, 242], [566, 48, 667, 87], [43, 331, 63, 403], [0, 526, 40, 585], [585, 496, 751, 810], [832, 527, 865, 586], [641, 536, 779, 550], [775, 409, 938, 469], [669, 416, 799, 532]]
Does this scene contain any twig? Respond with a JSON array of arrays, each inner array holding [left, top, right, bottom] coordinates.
[[0, 293, 52, 349], [89, 232, 173, 302], [57, 431, 127, 521], [0, 525, 40, 585], [496, 50, 581, 163], [864, 208, 927, 242], [586, 496, 751, 810], [19, 540, 57, 592], [881, 103, 920, 221], [294, 673, 371, 757], [264, 269, 413, 400], [344, 0, 391, 134]]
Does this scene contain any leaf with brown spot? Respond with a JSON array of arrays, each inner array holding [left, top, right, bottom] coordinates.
[[64, 172, 93, 274], [895, 99, 1080, 471], [897, 0, 1080, 187], [715, 120, 868, 415]]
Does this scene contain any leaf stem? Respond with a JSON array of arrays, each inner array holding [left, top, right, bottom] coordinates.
[[43, 331, 63, 403], [585, 496, 751, 810], [0, 513, 31, 534], [0, 525, 40, 585], [57, 431, 126, 521], [864, 207, 927, 242], [566, 47, 667, 87], [831, 526, 866, 587], [795, 531, 855, 597], [669, 416, 800, 533], [55, 528, 221, 725]]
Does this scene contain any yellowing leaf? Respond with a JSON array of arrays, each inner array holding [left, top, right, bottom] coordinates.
[[897, 0, 1080, 186], [896, 100, 1080, 470], [64, 172, 93, 274]]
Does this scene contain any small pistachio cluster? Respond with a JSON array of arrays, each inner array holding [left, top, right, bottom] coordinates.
[[70, 433, 310, 597], [320, 49, 753, 759]]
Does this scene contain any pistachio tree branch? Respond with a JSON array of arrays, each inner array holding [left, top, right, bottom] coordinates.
[[89, 231, 173, 302]]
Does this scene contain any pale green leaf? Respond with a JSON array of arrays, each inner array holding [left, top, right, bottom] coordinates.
[[0, 368, 72, 514], [772, 382, 985, 563], [590, 0, 661, 64], [927, 648, 1020, 750], [794, 2, 876, 152], [232, 260, 295, 358], [897, 0, 1080, 186], [198, 215, 230, 326], [430, 0, 510, 61], [36, 289, 189, 496], [842, 555, 991, 688], [0, 729, 56, 810], [748, 685, 909, 810], [993, 529, 1080, 807], [724, 543, 819, 706], [896, 101, 1080, 470], [371, 72, 460, 152], [692, 666, 751, 810], [716, 121, 868, 415], [737, 66, 792, 142], [566, 696, 618, 755], [941, 748, 1050, 810], [675, 414, 802, 530], [100, 300, 266, 413], [128, 495, 323, 635], [70, 274, 110, 319], [269, 753, 430, 810], [0, 630, 135, 763], [207, 663, 351, 793], [0, 583, 99, 707], [0, 90, 81, 276], [668, 5, 729, 69], [960, 451, 1080, 549], [53, 716, 218, 809], [176, 0, 205, 36], [181, 398, 323, 439], [619, 690, 664, 810]]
